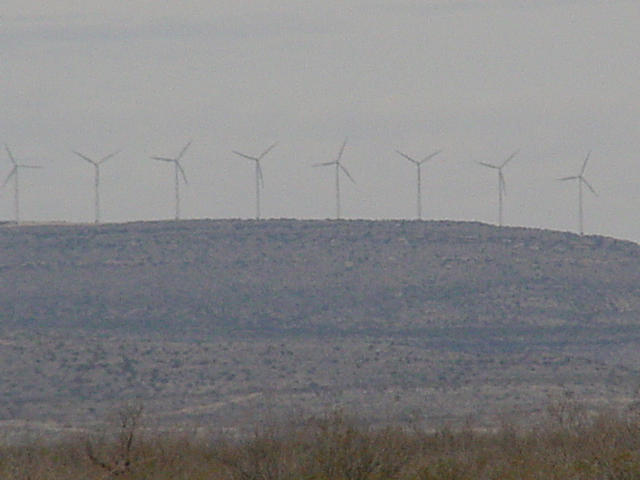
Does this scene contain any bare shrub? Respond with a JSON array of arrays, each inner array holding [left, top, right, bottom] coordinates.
[[545, 389, 587, 433], [301, 410, 384, 480], [85, 403, 144, 477], [8, 400, 640, 479], [213, 421, 291, 480]]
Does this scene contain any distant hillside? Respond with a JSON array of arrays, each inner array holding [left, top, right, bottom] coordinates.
[[1, 219, 639, 334], [2, 219, 640, 434]]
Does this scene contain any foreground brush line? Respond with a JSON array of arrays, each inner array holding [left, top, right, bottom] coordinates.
[[4, 401, 640, 480]]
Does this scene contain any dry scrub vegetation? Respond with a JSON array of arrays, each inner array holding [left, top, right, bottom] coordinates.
[[4, 398, 640, 479]]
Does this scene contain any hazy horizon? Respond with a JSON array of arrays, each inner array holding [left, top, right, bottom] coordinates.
[[2, 1, 639, 242]]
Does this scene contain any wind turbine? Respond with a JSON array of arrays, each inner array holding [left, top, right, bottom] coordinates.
[[559, 151, 597, 236], [313, 139, 355, 220], [478, 150, 519, 227], [2, 145, 42, 223], [150, 141, 191, 221], [72, 149, 120, 224], [395, 149, 442, 220], [232, 142, 277, 220]]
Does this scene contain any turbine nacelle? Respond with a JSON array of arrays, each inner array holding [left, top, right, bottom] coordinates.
[[3, 145, 42, 174], [151, 140, 191, 184], [558, 151, 598, 235], [477, 150, 519, 226], [312, 138, 355, 220], [396, 149, 442, 167], [3, 144, 43, 223], [313, 138, 355, 183], [3, 145, 43, 183], [72, 149, 120, 224], [558, 152, 598, 195], [232, 142, 277, 219], [232, 142, 277, 189], [73, 149, 121, 167], [396, 148, 442, 220], [150, 140, 192, 220]]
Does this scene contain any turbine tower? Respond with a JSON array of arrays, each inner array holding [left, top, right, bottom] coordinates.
[[395, 149, 442, 220], [232, 142, 277, 220], [478, 150, 518, 227], [73, 149, 120, 224], [2, 145, 42, 224], [313, 139, 355, 220], [151, 141, 192, 221], [559, 151, 598, 236]]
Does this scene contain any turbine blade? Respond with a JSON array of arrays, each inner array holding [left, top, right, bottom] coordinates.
[[99, 149, 121, 164], [501, 149, 519, 168], [558, 176, 578, 181], [421, 149, 442, 164], [176, 140, 192, 161], [580, 151, 591, 175], [73, 150, 96, 165], [582, 177, 598, 196], [150, 156, 174, 162], [478, 161, 499, 169], [312, 161, 336, 167], [340, 164, 356, 183], [5, 145, 16, 165], [258, 142, 277, 160], [395, 150, 418, 165], [20, 165, 43, 169], [2, 167, 16, 187], [257, 163, 264, 187], [336, 138, 348, 163], [499, 172, 507, 195], [177, 161, 188, 184], [232, 151, 258, 161]]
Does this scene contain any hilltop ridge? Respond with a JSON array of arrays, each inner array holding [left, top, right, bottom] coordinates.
[[1, 219, 638, 334]]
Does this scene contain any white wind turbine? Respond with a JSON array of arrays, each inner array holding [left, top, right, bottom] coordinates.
[[232, 142, 277, 220], [151, 141, 192, 221], [313, 139, 355, 220], [73, 149, 120, 224], [395, 149, 442, 220], [2, 145, 42, 224], [478, 150, 519, 227], [559, 151, 598, 236]]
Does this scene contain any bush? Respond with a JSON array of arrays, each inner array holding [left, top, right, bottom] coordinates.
[[4, 403, 640, 479]]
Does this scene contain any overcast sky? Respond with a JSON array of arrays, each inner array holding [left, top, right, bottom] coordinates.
[[1, 1, 639, 241]]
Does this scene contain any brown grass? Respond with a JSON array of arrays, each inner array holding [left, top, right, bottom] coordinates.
[[4, 400, 640, 479]]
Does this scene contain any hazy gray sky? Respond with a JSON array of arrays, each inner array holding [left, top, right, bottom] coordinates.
[[1, 1, 639, 241]]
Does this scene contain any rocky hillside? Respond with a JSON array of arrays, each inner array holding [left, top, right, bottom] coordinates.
[[1, 219, 640, 435], [1, 219, 639, 334]]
